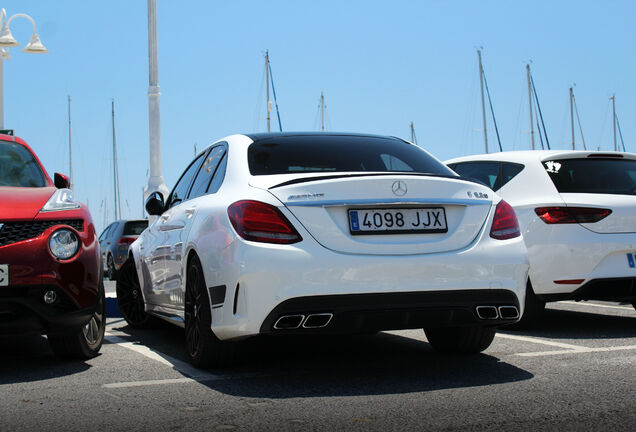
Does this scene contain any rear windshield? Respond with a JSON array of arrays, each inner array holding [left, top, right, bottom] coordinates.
[[123, 220, 148, 235], [543, 158, 636, 195], [0, 140, 46, 187], [248, 135, 455, 176]]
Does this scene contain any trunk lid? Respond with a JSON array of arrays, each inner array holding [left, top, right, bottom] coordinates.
[[253, 174, 494, 255]]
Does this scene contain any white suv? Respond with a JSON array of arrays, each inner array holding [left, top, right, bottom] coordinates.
[[447, 151, 636, 322]]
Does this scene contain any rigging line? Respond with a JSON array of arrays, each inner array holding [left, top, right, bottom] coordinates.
[[534, 103, 545, 150], [482, 72, 503, 152], [615, 114, 626, 152], [512, 76, 525, 150], [572, 93, 587, 150], [268, 62, 283, 132], [530, 73, 551, 150]]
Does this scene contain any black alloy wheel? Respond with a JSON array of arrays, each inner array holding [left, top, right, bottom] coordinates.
[[184, 255, 235, 368], [116, 257, 155, 328], [424, 326, 496, 354], [48, 283, 106, 359]]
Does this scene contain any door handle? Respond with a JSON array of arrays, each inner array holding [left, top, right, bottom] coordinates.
[[185, 207, 196, 218]]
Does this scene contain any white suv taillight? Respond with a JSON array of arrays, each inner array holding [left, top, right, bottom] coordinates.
[[227, 200, 302, 244], [490, 200, 520, 240], [534, 207, 612, 224]]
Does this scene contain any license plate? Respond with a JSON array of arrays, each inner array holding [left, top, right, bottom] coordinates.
[[348, 208, 447, 235], [0, 264, 8, 286]]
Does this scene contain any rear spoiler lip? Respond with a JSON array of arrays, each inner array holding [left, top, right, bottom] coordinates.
[[267, 172, 487, 190]]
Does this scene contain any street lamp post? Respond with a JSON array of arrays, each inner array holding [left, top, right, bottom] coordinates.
[[0, 8, 48, 129], [143, 0, 168, 211]]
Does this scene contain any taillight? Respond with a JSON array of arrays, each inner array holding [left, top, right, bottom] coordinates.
[[117, 237, 136, 245], [227, 200, 302, 244], [490, 200, 520, 240], [534, 207, 612, 224]]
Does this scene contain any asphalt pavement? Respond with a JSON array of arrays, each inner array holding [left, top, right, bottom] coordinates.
[[1, 282, 635, 431]]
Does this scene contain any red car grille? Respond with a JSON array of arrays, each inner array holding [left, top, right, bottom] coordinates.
[[0, 220, 84, 247]]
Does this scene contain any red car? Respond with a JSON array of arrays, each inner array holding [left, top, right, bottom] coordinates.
[[0, 131, 104, 358]]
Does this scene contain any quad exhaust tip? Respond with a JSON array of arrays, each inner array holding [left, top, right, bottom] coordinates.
[[273, 313, 334, 330], [273, 314, 305, 330], [498, 305, 520, 319], [475, 305, 520, 320], [475, 305, 499, 320], [302, 313, 333, 328]]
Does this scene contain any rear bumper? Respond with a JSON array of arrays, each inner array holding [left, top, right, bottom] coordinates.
[[259, 289, 521, 335], [539, 277, 636, 302], [198, 231, 529, 340], [522, 215, 636, 295]]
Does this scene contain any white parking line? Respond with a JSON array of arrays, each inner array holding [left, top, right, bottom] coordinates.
[[517, 345, 636, 357], [496, 333, 586, 350], [103, 332, 274, 389], [558, 301, 634, 311], [104, 333, 221, 380], [103, 378, 196, 389], [497, 332, 636, 357]]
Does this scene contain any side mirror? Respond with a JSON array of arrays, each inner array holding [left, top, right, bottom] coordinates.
[[145, 191, 165, 216], [54, 173, 70, 189]]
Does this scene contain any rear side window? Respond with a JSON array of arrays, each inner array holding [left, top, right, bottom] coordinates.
[[449, 161, 523, 191], [188, 145, 226, 199], [543, 158, 636, 195], [248, 135, 454, 176], [123, 221, 148, 235], [0, 140, 46, 187]]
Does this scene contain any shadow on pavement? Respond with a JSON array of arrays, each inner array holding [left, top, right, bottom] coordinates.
[[0, 335, 91, 384], [108, 323, 534, 398], [502, 307, 636, 340]]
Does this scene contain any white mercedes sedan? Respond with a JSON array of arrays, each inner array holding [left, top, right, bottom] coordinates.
[[117, 133, 528, 368], [447, 150, 636, 323]]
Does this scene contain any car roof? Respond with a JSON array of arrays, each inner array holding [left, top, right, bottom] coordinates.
[[243, 131, 403, 142], [446, 150, 636, 165]]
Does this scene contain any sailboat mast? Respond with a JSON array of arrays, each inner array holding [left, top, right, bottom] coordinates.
[[265, 51, 271, 132], [570, 87, 575, 150], [477, 50, 488, 153], [527, 64, 535, 150], [572, 93, 587, 150], [67, 95, 73, 189], [320, 92, 325, 131], [111, 99, 121, 221], [611, 94, 617, 151]]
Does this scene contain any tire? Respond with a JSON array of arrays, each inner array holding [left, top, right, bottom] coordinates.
[[185, 255, 235, 368], [106, 254, 117, 281], [513, 280, 546, 328], [424, 326, 496, 354], [48, 284, 106, 359], [116, 256, 156, 328]]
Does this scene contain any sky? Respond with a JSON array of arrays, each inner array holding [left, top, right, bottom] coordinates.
[[2, 0, 636, 233]]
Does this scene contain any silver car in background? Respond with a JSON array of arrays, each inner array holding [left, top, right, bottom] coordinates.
[[98, 219, 148, 280]]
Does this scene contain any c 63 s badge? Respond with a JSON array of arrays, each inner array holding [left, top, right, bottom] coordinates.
[[467, 191, 489, 199]]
